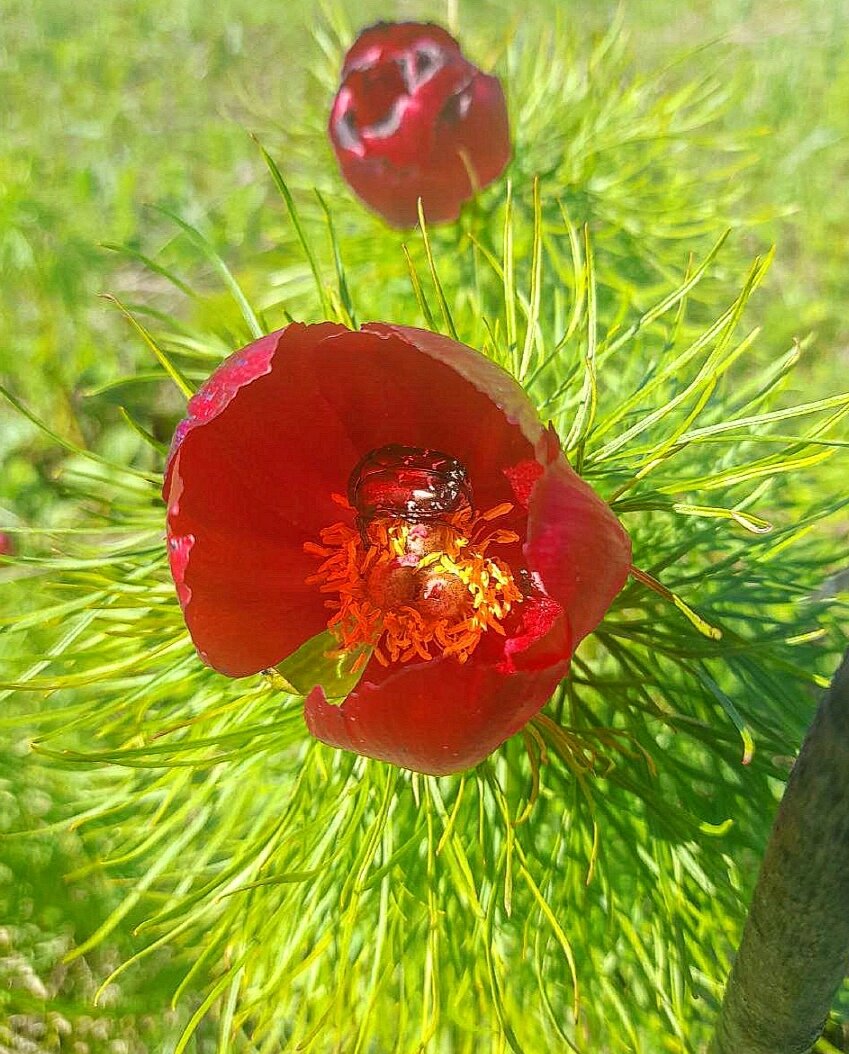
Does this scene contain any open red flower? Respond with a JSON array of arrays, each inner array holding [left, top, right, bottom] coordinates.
[[164, 323, 630, 775], [329, 22, 511, 228]]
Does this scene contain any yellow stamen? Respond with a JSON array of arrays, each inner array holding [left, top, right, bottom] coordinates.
[[305, 504, 522, 666]]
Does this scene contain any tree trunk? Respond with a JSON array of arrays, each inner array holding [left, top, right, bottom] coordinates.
[[711, 648, 849, 1054]]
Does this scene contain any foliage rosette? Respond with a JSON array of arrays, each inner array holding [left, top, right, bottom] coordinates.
[[163, 321, 630, 773]]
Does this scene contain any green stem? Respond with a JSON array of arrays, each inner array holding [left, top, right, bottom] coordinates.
[[711, 648, 849, 1054]]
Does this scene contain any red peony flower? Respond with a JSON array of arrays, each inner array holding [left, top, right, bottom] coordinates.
[[328, 22, 511, 228], [164, 323, 631, 775]]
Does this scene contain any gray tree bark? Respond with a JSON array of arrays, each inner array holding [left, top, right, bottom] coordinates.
[[710, 648, 849, 1054]]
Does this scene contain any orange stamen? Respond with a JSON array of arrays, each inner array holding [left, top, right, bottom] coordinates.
[[304, 503, 522, 667]]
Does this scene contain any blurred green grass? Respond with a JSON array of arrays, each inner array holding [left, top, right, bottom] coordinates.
[[617, 0, 849, 382], [1, 0, 848, 1049]]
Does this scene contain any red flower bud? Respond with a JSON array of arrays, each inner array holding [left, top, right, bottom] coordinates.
[[329, 22, 511, 228], [164, 323, 630, 774]]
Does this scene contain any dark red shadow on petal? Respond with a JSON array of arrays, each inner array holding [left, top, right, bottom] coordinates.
[[525, 455, 631, 647]]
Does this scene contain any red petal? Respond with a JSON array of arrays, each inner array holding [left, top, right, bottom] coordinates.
[[342, 22, 462, 75], [498, 594, 565, 674], [164, 323, 347, 498], [164, 328, 278, 497], [435, 70, 511, 192], [167, 453, 329, 678], [525, 455, 631, 647], [165, 323, 358, 676], [304, 598, 570, 775], [314, 324, 541, 513], [503, 458, 545, 509]]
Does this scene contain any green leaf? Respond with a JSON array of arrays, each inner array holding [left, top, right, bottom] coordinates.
[[272, 630, 368, 700]]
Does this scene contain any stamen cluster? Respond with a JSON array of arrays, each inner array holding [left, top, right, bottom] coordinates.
[[305, 502, 522, 668]]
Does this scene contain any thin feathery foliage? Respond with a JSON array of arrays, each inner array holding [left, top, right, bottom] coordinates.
[[2, 168, 847, 1052], [245, 8, 758, 338], [3, 5, 849, 1051]]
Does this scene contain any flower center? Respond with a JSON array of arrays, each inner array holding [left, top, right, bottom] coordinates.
[[304, 502, 523, 670]]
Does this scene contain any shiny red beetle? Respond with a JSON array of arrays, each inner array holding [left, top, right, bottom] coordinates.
[[347, 444, 472, 531]]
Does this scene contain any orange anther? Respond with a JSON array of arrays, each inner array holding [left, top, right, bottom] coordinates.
[[304, 501, 523, 668]]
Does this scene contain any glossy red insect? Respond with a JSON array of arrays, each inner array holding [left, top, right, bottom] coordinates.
[[348, 444, 472, 533], [329, 21, 511, 227]]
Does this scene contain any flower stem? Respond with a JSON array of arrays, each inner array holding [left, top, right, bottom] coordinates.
[[710, 648, 849, 1054]]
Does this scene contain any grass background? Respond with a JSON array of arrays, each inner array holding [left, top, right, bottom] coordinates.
[[1, 0, 848, 1049]]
